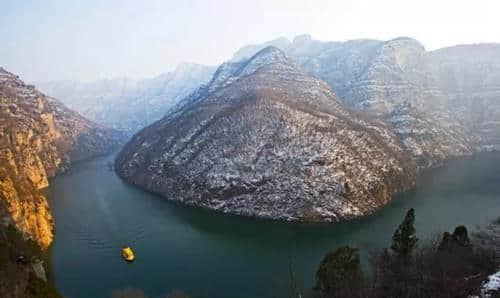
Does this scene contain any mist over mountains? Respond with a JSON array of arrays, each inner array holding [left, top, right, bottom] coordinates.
[[36, 63, 216, 134]]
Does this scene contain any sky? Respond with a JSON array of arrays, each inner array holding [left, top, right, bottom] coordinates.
[[1, 0, 499, 82]]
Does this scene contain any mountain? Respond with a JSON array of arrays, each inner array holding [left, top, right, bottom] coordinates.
[[36, 63, 216, 134], [230, 35, 500, 166], [115, 47, 416, 222], [0, 67, 121, 249]]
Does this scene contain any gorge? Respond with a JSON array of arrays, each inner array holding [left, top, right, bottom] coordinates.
[[1, 35, 500, 297], [0, 67, 121, 296]]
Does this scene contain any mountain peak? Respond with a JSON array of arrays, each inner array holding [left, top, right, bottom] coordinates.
[[245, 45, 290, 66], [206, 46, 294, 93], [230, 37, 291, 62]]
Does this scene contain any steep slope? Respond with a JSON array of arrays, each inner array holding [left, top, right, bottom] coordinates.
[[333, 40, 500, 163], [116, 47, 416, 222], [231, 36, 500, 166], [0, 67, 120, 249], [36, 63, 216, 134]]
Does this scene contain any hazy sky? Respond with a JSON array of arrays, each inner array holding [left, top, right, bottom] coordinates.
[[1, 0, 498, 82]]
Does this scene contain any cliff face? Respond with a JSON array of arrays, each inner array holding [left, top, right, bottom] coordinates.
[[232, 36, 500, 166], [0, 67, 120, 249], [291, 37, 473, 167], [36, 63, 216, 135], [116, 47, 416, 222], [425, 44, 500, 152]]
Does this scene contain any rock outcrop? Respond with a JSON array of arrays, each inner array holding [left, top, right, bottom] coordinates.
[[116, 47, 416, 222], [36, 63, 216, 134], [0, 67, 120, 249]]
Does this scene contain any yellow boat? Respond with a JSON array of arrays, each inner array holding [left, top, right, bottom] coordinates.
[[121, 246, 135, 262]]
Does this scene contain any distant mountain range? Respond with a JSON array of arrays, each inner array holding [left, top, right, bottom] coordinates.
[[116, 35, 500, 222], [36, 63, 216, 134]]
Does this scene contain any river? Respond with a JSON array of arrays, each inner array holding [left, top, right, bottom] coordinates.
[[47, 152, 500, 298]]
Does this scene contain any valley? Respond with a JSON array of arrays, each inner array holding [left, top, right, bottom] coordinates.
[[1, 34, 500, 297]]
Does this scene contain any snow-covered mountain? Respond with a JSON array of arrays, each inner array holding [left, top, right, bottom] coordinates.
[[231, 35, 500, 166], [114, 35, 500, 222], [115, 47, 416, 222], [36, 63, 216, 134]]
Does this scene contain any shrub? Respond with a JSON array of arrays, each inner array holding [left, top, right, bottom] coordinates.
[[315, 246, 363, 297]]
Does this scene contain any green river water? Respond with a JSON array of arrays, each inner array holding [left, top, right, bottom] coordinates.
[[47, 152, 500, 298]]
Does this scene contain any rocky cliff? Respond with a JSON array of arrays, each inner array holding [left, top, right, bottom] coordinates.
[[116, 47, 416, 222], [36, 63, 216, 134], [425, 44, 500, 152], [0, 67, 120, 249]]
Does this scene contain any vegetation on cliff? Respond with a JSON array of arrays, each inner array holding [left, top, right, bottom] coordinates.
[[0, 223, 60, 298]]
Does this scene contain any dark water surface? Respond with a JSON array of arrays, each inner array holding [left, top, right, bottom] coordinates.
[[48, 152, 500, 298]]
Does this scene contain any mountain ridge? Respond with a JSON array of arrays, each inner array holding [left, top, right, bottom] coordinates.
[[230, 35, 500, 166], [116, 47, 416, 222], [116, 36, 500, 222]]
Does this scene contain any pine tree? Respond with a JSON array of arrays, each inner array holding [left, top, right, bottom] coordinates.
[[390, 208, 418, 256]]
